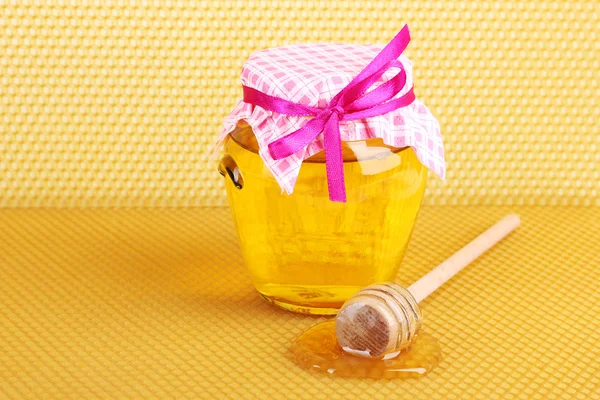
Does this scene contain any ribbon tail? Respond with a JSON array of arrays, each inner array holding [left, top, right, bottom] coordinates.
[[323, 114, 347, 202]]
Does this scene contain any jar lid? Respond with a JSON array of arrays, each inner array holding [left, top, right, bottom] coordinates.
[[218, 27, 445, 197]]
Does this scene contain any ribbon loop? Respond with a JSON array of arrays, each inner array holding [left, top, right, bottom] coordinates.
[[243, 25, 415, 202]]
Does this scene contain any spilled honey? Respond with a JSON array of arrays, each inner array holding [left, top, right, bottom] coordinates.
[[292, 321, 441, 379]]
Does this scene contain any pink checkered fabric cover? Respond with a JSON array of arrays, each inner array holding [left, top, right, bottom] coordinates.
[[219, 43, 445, 194]]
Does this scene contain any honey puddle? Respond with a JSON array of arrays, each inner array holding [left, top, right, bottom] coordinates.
[[292, 321, 441, 379]]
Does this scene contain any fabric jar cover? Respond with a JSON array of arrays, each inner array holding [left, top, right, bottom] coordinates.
[[219, 29, 445, 197]]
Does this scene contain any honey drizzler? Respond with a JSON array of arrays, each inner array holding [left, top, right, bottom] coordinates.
[[293, 215, 521, 379]]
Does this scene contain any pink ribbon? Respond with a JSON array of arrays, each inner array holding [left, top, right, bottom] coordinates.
[[243, 25, 416, 202]]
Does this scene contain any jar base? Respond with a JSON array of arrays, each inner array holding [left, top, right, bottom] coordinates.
[[259, 293, 342, 315]]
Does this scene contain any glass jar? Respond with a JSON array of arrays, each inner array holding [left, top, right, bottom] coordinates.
[[219, 122, 427, 315]]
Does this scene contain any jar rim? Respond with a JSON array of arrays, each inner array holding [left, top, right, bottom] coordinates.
[[229, 121, 409, 164]]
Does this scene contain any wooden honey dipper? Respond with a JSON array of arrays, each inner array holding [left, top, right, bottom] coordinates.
[[335, 214, 521, 358]]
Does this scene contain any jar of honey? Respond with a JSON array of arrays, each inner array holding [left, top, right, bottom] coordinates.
[[219, 122, 428, 314], [217, 25, 444, 314]]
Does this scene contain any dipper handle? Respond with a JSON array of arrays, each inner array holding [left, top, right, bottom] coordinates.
[[408, 214, 520, 303]]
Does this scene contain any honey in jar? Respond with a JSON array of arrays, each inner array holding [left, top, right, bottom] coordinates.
[[219, 122, 427, 314]]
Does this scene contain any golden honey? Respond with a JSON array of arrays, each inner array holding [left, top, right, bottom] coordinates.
[[220, 123, 427, 314], [292, 321, 441, 379]]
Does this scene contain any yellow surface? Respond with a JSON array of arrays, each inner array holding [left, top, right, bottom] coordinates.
[[0, 2, 598, 207], [1, 207, 599, 399]]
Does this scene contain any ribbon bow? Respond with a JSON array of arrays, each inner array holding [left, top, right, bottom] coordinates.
[[243, 25, 416, 202]]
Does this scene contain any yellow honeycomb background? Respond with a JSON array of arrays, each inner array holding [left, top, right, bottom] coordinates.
[[1, 1, 598, 207]]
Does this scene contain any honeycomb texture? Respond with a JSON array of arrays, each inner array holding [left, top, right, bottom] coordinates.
[[0, 1, 598, 207], [1, 207, 599, 399]]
